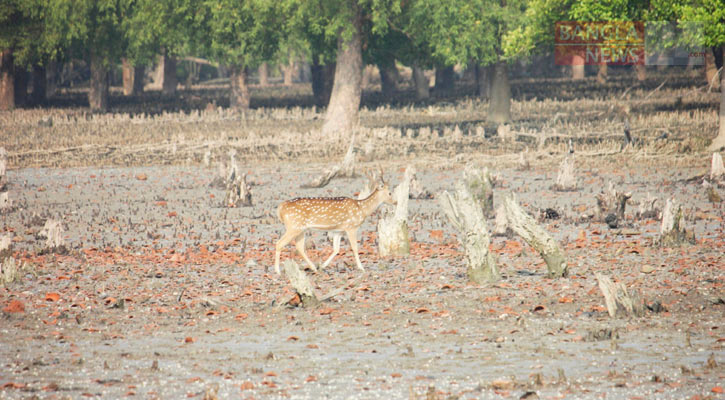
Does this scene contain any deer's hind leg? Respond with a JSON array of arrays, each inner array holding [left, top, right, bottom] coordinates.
[[294, 233, 318, 272], [321, 232, 342, 269]]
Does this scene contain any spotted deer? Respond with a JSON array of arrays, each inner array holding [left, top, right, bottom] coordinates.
[[273, 173, 394, 275]]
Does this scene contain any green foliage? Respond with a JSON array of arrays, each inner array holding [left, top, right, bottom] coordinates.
[[0, 0, 50, 67], [679, 0, 725, 47], [124, 0, 200, 65], [197, 0, 281, 67], [44, 0, 131, 66], [503, 0, 571, 59], [398, 0, 526, 67]]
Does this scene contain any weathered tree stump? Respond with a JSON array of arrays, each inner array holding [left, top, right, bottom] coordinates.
[[595, 182, 632, 228], [552, 155, 576, 191], [302, 134, 356, 188], [595, 273, 644, 318], [711, 152, 724, 183], [283, 260, 319, 307], [0, 192, 10, 212], [439, 181, 499, 284], [517, 149, 530, 171], [636, 192, 660, 220], [493, 204, 513, 237], [0, 146, 6, 189], [659, 198, 695, 247], [503, 194, 568, 278], [464, 165, 495, 217], [38, 219, 65, 252], [407, 166, 432, 199], [378, 166, 411, 257], [224, 173, 252, 207]]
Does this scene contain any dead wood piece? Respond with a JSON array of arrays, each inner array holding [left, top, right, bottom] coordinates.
[[493, 204, 513, 237], [224, 173, 252, 207], [439, 180, 499, 284], [0, 192, 10, 212], [38, 219, 65, 251], [595, 182, 632, 227], [378, 166, 411, 257], [517, 149, 530, 171], [1, 257, 21, 287], [302, 134, 355, 188], [552, 155, 577, 191], [503, 194, 568, 278], [711, 152, 724, 183], [595, 273, 644, 318], [659, 198, 695, 247], [636, 192, 660, 220], [283, 260, 319, 307], [464, 165, 494, 217], [407, 166, 433, 199], [319, 274, 365, 302], [0, 146, 6, 189]]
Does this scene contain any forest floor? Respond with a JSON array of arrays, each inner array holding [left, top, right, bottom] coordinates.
[[1, 71, 724, 399]]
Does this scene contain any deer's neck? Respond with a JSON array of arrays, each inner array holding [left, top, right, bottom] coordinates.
[[357, 189, 383, 216]]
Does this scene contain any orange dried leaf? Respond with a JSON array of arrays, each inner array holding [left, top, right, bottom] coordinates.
[[45, 293, 60, 302]]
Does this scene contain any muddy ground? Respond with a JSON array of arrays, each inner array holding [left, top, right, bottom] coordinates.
[[0, 153, 723, 399]]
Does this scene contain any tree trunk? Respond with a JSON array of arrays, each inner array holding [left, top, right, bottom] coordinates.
[[634, 64, 646, 81], [89, 52, 109, 111], [487, 61, 511, 124], [434, 65, 455, 94], [46, 60, 58, 98], [311, 60, 334, 107], [571, 54, 585, 80], [0, 49, 14, 110], [258, 62, 269, 86], [503, 194, 568, 278], [709, 44, 725, 151], [597, 63, 608, 84], [439, 180, 500, 284], [229, 66, 250, 110], [283, 62, 294, 85], [377, 60, 399, 97], [13, 67, 28, 107], [475, 64, 490, 99], [412, 65, 429, 100], [321, 1, 363, 137], [122, 59, 144, 96], [704, 48, 719, 88], [30, 65, 46, 105], [161, 54, 177, 95]]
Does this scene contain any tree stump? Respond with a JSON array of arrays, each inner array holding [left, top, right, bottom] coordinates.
[[0, 192, 10, 212], [464, 165, 494, 217], [302, 134, 356, 188], [659, 198, 695, 247], [595, 182, 632, 228], [0, 146, 6, 189], [378, 167, 411, 257], [38, 219, 65, 252], [636, 192, 660, 220], [493, 204, 513, 237], [595, 273, 644, 318], [283, 260, 319, 307], [711, 152, 724, 183], [224, 173, 253, 207], [407, 166, 432, 199], [503, 194, 568, 278], [439, 181, 499, 284], [552, 155, 576, 191]]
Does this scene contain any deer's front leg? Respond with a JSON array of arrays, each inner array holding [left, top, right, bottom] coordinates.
[[345, 229, 365, 271], [294, 233, 318, 272], [275, 229, 299, 275]]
